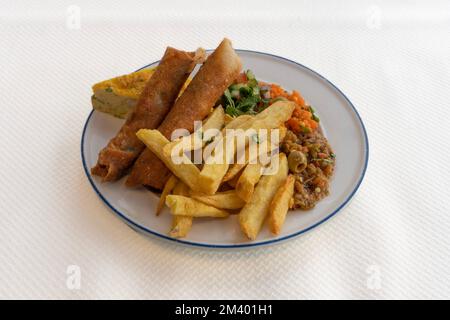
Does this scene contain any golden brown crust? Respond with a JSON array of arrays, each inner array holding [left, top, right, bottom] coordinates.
[[91, 47, 204, 182], [126, 38, 242, 189]]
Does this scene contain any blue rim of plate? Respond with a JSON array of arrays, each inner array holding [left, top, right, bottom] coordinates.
[[81, 49, 369, 249]]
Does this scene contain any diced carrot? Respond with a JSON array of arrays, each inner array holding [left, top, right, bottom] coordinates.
[[270, 83, 317, 132], [286, 118, 300, 133], [290, 90, 306, 107]]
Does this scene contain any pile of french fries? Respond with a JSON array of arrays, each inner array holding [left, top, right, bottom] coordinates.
[[136, 101, 297, 240]]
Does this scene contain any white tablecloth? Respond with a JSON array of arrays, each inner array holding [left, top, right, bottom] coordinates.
[[1, 0, 449, 299]]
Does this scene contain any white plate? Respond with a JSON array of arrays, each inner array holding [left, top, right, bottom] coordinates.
[[81, 50, 369, 248]]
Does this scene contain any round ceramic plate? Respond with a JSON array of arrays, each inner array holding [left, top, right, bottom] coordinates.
[[82, 50, 369, 248]]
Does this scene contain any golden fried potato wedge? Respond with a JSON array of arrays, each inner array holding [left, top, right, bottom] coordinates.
[[238, 153, 288, 240], [169, 181, 193, 238], [268, 174, 295, 235], [169, 216, 193, 238], [235, 163, 263, 203], [166, 195, 229, 218], [164, 105, 225, 152], [196, 116, 253, 195], [136, 129, 200, 191], [222, 114, 253, 130], [156, 175, 178, 215], [191, 190, 245, 210]]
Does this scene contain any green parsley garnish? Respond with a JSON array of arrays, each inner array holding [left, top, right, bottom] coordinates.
[[222, 70, 263, 117]]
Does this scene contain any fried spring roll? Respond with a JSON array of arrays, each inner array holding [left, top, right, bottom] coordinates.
[[126, 38, 242, 189], [91, 47, 205, 181]]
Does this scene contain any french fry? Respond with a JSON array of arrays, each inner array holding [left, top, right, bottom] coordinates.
[[166, 195, 229, 218], [239, 153, 288, 240], [235, 163, 263, 203], [198, 115, 254, 195], [222, 114, 253, 130], [268, 174, 295, 235], [223, 126, 287, 182], [136, 129, 200, 191], [164, 105, 225, 152], [169, 181, 192, 238], [197, 138, 234, 195], [169, 181, 193, 238], [198, 102, 294, 195], [169, 217, 192, 238], [191, 190, 245, 210], [196, 115, 253, 195], [156, 175, 178, 215]]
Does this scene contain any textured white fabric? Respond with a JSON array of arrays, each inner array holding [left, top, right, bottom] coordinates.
[[1, 0, 450, 299]]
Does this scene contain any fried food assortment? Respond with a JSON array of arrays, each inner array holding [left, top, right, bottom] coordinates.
[[90, 38, 335, 240], [198, 100, 295, 195], [91, 47, 205, 181], [126, 38, 242, 189], [136, 129, 200, 191]]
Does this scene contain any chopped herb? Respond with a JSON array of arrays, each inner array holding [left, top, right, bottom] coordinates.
[[237, 95, 260, 114], [330, 153, 336, 159], [309, 106, 320, 122], [245, 69, 255, 80], [222, 70, 265, 117], [223, 89, 235, 108], [225, 104, 243, 117], [105, 87, 113, 93]]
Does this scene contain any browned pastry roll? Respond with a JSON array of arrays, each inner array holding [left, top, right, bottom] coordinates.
[[91, 47, 205, 181], [126, 38, 242, 189]]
